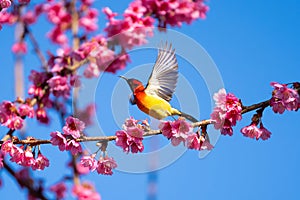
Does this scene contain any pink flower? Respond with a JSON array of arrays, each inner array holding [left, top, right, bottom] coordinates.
[[29, 70, 49, 86], [0, 11, 17, 25], [126, 126, 144, 138], [259, 123, 271, 140], [96, 156, 117, 175], [241, 123, 262, 140], [47, 75, 70, 98], [0, 150, 4, 168], [84, 63, 100, 78], [50, 182, 67, 200], [72, 182, 101, 200], [1, 140, 14, 155], [45, 2, 71, 25], [0, 0, 11, 9], [32, 152, 50, 170], [63, 116, 85, 139], [170, 118, 191, 146], [47, 27, 68, 45], [123, 117, 138, 128], [36, 107, 49, 124], [0, 101, 25, 129], [103, 2, 154, 50], [79, 8, 98, 32], [141, 0, 208, 28], [80, 155, 98, 172], [76, 162, 90, 175], [50, 131, 67, 151], [270, 82, 300, 114], [186, 133, 213, 151], [94, 45, 115, 71], [66, 139, 82, 155], [76, 104, 96, 126], [1, 100, 15, 115], [22, 11, 36, 24], [0, 112, 8, 124], [12, 41, 27, 54], [21, 149, 35, 167], [70, 74, 81, 87], [115, 117, 145, 153], [116, 130, 144, 153], [210, 89, 242, 136], [18, 0, 30, 4], [9, 146, 24, 165], [159, 118, 192, 146], [18, 104, 34, 118], [159, 121, 173, 139], [7, 116, 24, 130]]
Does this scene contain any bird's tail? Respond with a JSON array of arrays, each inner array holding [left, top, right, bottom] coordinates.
[[179, 111, 198, 123]]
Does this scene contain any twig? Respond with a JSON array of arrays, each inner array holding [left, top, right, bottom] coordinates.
[[0, 97, 274, 146], [3, 161, 48, 200], [25, 25, 48, 70]]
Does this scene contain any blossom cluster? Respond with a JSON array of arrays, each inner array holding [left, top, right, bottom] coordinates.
[[141, 0, 209, 28], [50, 179, 101, 199], [80, 154, 117, 175], [159, 118, 213, 150], [241, 122, 271, 140], [50, 116, 85, 155], [103, 3, 154, 50], [71, 35, 130, 74], [49, 182, 67, 200], [210, 89, 242, 136], [0, 100, 34, 130], [72, 182, 101, 200], [115, 117, 146, 153], [0, 0, 30, 11], [1, 141, 49, 170], [270, 82, 300, 114], [45, 1, 98, 46]]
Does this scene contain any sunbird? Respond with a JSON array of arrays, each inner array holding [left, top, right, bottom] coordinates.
[[120, 42, 198, 123]]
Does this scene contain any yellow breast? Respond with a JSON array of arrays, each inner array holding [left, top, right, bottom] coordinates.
[[135, 91, 174, 120]]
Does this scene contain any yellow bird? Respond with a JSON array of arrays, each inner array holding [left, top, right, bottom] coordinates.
[[120, 42, 198, 122]]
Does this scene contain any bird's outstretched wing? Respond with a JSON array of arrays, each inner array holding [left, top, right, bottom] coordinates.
[[144, 42, 178, 102]]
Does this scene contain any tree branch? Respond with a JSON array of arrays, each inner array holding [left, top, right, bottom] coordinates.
[[0, 97, 275, 146], [3, 161, 48, 200]]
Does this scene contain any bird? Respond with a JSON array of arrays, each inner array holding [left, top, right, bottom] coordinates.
[[119, 42, 198, 123]]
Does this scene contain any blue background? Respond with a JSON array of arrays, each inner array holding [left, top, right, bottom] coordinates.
[[0, 0, 300, 199]]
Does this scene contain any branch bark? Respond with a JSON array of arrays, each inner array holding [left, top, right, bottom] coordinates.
[[0, 97, 273, 146], [3, 161, 48, 200]]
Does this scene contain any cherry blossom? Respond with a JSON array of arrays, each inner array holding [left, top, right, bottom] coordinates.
[[210, 89, 242, 136], [159, 118, 192, 146], [80, 154, 98, 172], [270, 82, 300, 114], [50, 182, 67, 200], [50, 131, 67, 151], [96, 156, 117, 175], [32, 152, 50, 170], [72, 182, 101, 200], [63, 116, 85, 139]]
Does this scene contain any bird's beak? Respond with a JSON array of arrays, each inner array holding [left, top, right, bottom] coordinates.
[[118, 75, 128, 81]]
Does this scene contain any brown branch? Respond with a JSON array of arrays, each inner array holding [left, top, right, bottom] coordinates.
[[3, 161, 48, 200], [4, 85, 300, 147], [25, 25, 48, 70], [0, 97, 273, 146], [241, 99, 270, 114]]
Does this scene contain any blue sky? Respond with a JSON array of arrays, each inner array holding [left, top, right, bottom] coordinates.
[[0, 0, 300, 200]]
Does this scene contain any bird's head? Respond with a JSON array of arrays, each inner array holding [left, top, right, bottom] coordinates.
[[119, 76, 143, 92]]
